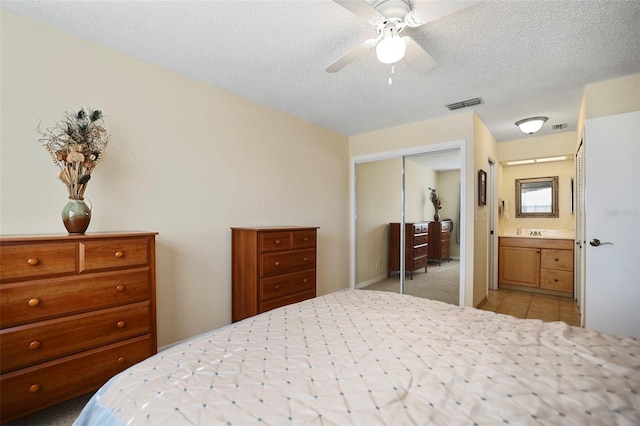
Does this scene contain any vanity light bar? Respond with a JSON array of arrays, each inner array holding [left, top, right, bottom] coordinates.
[[535, 156, 567, 163], [506, 159, 535, 166], [505, 156, 567, 166]]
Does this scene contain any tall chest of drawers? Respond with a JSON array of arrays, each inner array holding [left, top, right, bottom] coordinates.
[[388, 222, 429, 279], [231, 227, 318, 322], [0, 232, 157, 423], [428, 220, 452, 265]]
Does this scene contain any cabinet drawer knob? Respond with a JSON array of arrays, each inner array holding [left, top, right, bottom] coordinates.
[[114, 251, 124, 258], [117, 356, 126, 364], [303, 237, 309, 242], [274, 240, 281, 245], [115, 284, 126, 292], [302, 278, 308, 283], [554, 279, 559, 282], [302, 257, 309, 262], [274, 261, 280, 267], [29, 384, 41, 393], [27, 257, 40, 266], [28, 298, 40, 307], [555, 258, 559, 262], [274, 284, 281, 290], [116, 320, 126, 328], [29, 340, 41, 350]]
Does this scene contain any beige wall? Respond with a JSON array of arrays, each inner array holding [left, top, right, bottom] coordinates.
[[498, 132, 576, 161], [354, 158, 402, 285], [405, 159, 438, 223], [0, 11, 350, 347]]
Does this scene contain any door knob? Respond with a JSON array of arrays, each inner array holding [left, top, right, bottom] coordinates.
[[589, 238, 613, 247]]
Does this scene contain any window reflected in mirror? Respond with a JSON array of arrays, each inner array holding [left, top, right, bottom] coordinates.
[[515, 176, 559, 218]]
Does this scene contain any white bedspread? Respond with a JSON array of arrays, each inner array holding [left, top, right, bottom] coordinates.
[[76, 290, 640, 425]]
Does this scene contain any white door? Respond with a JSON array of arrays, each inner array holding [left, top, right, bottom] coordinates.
[[583, 111, 640, 338]]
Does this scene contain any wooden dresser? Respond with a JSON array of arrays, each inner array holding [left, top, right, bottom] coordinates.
[[428, 220, 452, 265], [498, 237, 574, 296], [231, 227, 318, 322], [388, 222, 429, 279], [0, 232, 157, 423]]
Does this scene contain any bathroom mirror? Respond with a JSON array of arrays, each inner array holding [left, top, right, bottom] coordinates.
[[515, 176, 559, 218]]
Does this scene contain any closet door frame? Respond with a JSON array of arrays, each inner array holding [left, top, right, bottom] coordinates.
[[349, 140, 468, 306]]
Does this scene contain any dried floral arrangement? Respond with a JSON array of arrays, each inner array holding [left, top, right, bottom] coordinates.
[[39, 108, 110, 200], [428, 187, 443, 216]]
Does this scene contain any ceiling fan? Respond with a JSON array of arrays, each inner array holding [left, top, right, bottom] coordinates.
[[326, 0, 480, 73]]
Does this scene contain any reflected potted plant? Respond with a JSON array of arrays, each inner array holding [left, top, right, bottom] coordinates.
[[39, 108, 110, 234], [428, 187, 442, 221]]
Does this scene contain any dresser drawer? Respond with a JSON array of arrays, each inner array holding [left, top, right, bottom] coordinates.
[[441, 231, 451, 241], [441, 221, 452, 231], [413, 244, 428, 258], [540, 249, 573, 271], [442, 239, 450, 252], [261, 249, 316, 277], [0, 335, 151, 423], [260, 270, 316, 303], [412, 256, 428, 270], [0, 243, 77, 282], [413, 234, 428, 245], [259, 232, 291, 253], [81, 238, 150, 272], [1, 269, 150, 328], [260, 289, 316, 314], [540, 269, 573, 292], [291, 230, 316, 250], [1, 302, 150, 373], [413, 223, 428, 233]]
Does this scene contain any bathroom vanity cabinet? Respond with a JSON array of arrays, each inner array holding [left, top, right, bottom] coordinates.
[[498, 237, 574, 296]]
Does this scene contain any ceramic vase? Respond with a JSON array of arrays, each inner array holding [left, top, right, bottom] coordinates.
[[61, 198, 91, 235]]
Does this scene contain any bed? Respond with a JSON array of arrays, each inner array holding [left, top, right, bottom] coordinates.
[[75, 290, 640, 425]]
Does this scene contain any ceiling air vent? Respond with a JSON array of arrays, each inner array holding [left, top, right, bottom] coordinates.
[[446, 97, 483, 111], [552, 123, 567, 130]]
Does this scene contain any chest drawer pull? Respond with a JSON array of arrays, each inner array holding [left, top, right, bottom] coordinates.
[[302, 278, 308, 283], [274, 240, 281, 245], [274, 261, 281, 267], [302, 257, 309, 262], [27, 258, 40, 266], [29, 384, 41, 393], [115, 284, 126, 292], [28, 298, 41, 307], [303, 237, 309, 242], [116, 320, 126, 328], [114, 251, 124, 258], [117, 356, 126, 364], [274, 284, 281, 290], [29, 340, 41, 350]]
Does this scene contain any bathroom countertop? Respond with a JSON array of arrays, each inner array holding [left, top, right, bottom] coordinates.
[[500, 229, 575, 240]]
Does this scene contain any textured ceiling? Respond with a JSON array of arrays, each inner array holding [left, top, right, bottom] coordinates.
[[2, 0, 639, 141]]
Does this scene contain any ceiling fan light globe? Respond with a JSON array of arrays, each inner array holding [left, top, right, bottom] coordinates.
[[376, 34, 406, 64]]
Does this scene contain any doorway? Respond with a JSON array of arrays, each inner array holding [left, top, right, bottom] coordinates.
[[350, 141, 466, 306]]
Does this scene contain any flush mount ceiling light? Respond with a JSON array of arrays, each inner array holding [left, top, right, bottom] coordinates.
[[515, 117, 548, 134]]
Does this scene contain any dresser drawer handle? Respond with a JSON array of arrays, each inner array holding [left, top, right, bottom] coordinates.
[[555, 258, 559, 262], [554, 279, 559, 282], [302, 257, 309, 262], [274, 284, 281, 290], [302, 278, 308, 283], [28, 298, 41, 307], [274, 240, 281, 245], [116, 321, 126, 328], [115, 284, 126, 292], [29, 340, 41, 350], [117, 356, 126, 364], [114, 251, 125, 258], [27, 257, 40, 266], [274, 261, 280, 267], [29, 384, 41, 393], [303, 237, 309, 242]]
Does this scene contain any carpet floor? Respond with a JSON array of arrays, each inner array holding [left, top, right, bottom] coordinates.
[[361, 260, 460, 305]]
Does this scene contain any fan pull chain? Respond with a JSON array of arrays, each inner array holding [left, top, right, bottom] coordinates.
[[389, 64, 395, 85]]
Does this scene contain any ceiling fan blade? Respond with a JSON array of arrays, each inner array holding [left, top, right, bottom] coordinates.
[[402, 37, 436, 73], [406, 1, 480, 27], [332, 0, 384, 23], [325, 39, 377, 73]]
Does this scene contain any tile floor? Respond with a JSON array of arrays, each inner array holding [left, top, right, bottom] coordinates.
[[479, 288, 581, 326]]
